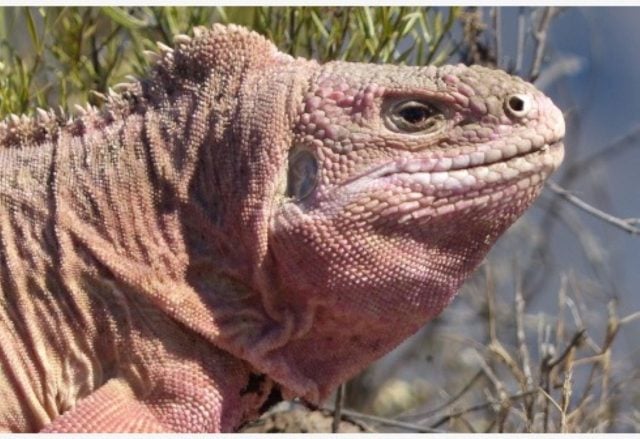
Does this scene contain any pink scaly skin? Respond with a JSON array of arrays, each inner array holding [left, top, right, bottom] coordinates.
[[0, 24, 564, 432]]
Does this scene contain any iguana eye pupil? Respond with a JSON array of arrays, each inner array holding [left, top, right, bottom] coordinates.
[[398, 104, 431, 124]]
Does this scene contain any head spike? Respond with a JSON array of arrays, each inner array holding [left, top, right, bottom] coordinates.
[[112, 83, 131, 93], [144, 50, 161, 64], [74, 104, 87, 115], [173, 34, 191, 45], [36, 108, 49, 121], [89, 90, 107, 102], [193, 26, 207, 38], [156, 41, 173, 53]]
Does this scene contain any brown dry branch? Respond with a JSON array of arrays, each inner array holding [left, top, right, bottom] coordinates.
[[320, 275, 631, 432], [515, 7, 526, 74], [515, 278, 535, 427], [428, 390, 538, 430]]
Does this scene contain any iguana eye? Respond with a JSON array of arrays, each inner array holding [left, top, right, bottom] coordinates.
[[384, 100, 445, 134]]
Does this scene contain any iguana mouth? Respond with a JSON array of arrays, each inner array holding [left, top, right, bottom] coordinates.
[[385, 140, 563, 176], [324, 141, 564, 225], [396, 141, 563, 196], [340, 140, 564, 193]]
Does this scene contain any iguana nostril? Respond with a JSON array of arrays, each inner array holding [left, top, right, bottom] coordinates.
[[505, 94, 532, 118]]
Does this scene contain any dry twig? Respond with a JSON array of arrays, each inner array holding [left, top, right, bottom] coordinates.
[[546, 181, 640, 235], [530, 7, 559, 81]]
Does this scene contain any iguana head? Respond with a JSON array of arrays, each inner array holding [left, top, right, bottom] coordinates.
[[274, 61, 564, 315], [139, 25, 564, 403], [264, 51, 564, 399]]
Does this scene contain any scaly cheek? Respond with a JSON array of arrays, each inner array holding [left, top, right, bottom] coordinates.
[[273, 208, 472, 321], [273, 178, 544, 321]]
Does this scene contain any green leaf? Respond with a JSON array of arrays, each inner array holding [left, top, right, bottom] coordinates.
[[401, 12, 420, 37], [24, 7, 41, 53], [363, 6, 377, 44], [101, 7, 147, 30], [310, 10, 329, 40]]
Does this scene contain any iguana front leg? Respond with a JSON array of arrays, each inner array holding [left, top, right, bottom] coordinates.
[[42, 378, 166, 432], [43, 347, 276, 432]]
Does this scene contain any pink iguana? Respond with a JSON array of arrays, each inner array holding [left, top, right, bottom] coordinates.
[[0, 24, 564, 432]]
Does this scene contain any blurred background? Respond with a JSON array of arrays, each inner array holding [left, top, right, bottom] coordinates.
[[0, 6, 638, 433]]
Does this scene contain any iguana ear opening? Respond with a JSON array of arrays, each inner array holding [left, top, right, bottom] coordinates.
[[285, 147, 319, 201]]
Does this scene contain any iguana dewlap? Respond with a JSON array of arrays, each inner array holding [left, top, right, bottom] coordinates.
[[0, 24, 564, 432]]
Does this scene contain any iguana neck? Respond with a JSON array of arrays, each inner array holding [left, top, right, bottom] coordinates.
[[0, 35, 325, 425]]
